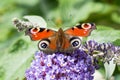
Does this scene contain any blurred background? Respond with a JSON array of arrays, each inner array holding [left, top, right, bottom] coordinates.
[[0, 0, 120, 80]]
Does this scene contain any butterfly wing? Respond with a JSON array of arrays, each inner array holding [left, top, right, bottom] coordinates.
[[25, 27, 58, 54], [64, 23, 96, 37], [25, 27, 56, 41], [38, 36, 58, 54], [61, 23, 96, 53]]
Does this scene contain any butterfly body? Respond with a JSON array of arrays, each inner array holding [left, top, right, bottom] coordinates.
[[14, 20, 96, 54]]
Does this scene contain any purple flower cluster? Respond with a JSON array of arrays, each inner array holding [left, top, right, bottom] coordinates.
[[25, 40, 120, 80], [83, 40, 120, 63], [25, 49, 95, 80]]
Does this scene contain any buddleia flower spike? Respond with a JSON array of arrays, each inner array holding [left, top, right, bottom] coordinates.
[[25, 50, 96, 80]]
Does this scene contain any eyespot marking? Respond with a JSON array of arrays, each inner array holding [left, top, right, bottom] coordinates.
[[70, 37, 81, 48], [81, 23, 91, 29], [30, 27, 40, 34], [38, 39, 50, 50]]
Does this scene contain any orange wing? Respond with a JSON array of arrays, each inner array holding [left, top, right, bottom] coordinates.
[[25, 27, 56, 41], [65, 23, 96, 37]]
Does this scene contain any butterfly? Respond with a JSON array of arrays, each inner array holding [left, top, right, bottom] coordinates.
[[14, 19, 96, 54]]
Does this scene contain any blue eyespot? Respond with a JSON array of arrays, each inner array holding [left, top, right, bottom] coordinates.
[[39, 40, 49, 50], [41, 43, 48, 48], [70, 37, 81, 48], [72, 41, 79, 47]]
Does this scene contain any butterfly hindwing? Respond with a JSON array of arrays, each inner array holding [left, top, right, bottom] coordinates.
[[38, 37, 58, 54]]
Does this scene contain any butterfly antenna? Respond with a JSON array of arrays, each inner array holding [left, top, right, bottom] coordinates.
[[12, 18, 34, 32]]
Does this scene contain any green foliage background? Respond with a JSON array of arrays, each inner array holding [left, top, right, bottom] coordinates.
[[0, 0, 120, 80]]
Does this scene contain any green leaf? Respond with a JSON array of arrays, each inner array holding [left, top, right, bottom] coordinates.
[[104, 59, 116, 80], [0, 36, 38, 80], [111, 12, 120, 24], [113, 39, 120, 46], [16, 0, 39, 6], [57, 0, 115, 27], [8, 39, 28, 53], [115, 74, 120, 80], [0, 27, 11, 42], [87, 25, 120, 43], [23, 16, 47, 28], [0, 66, 5, 80]]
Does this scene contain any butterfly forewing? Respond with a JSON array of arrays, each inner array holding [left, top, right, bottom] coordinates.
[[25, 27, 56, 41]]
